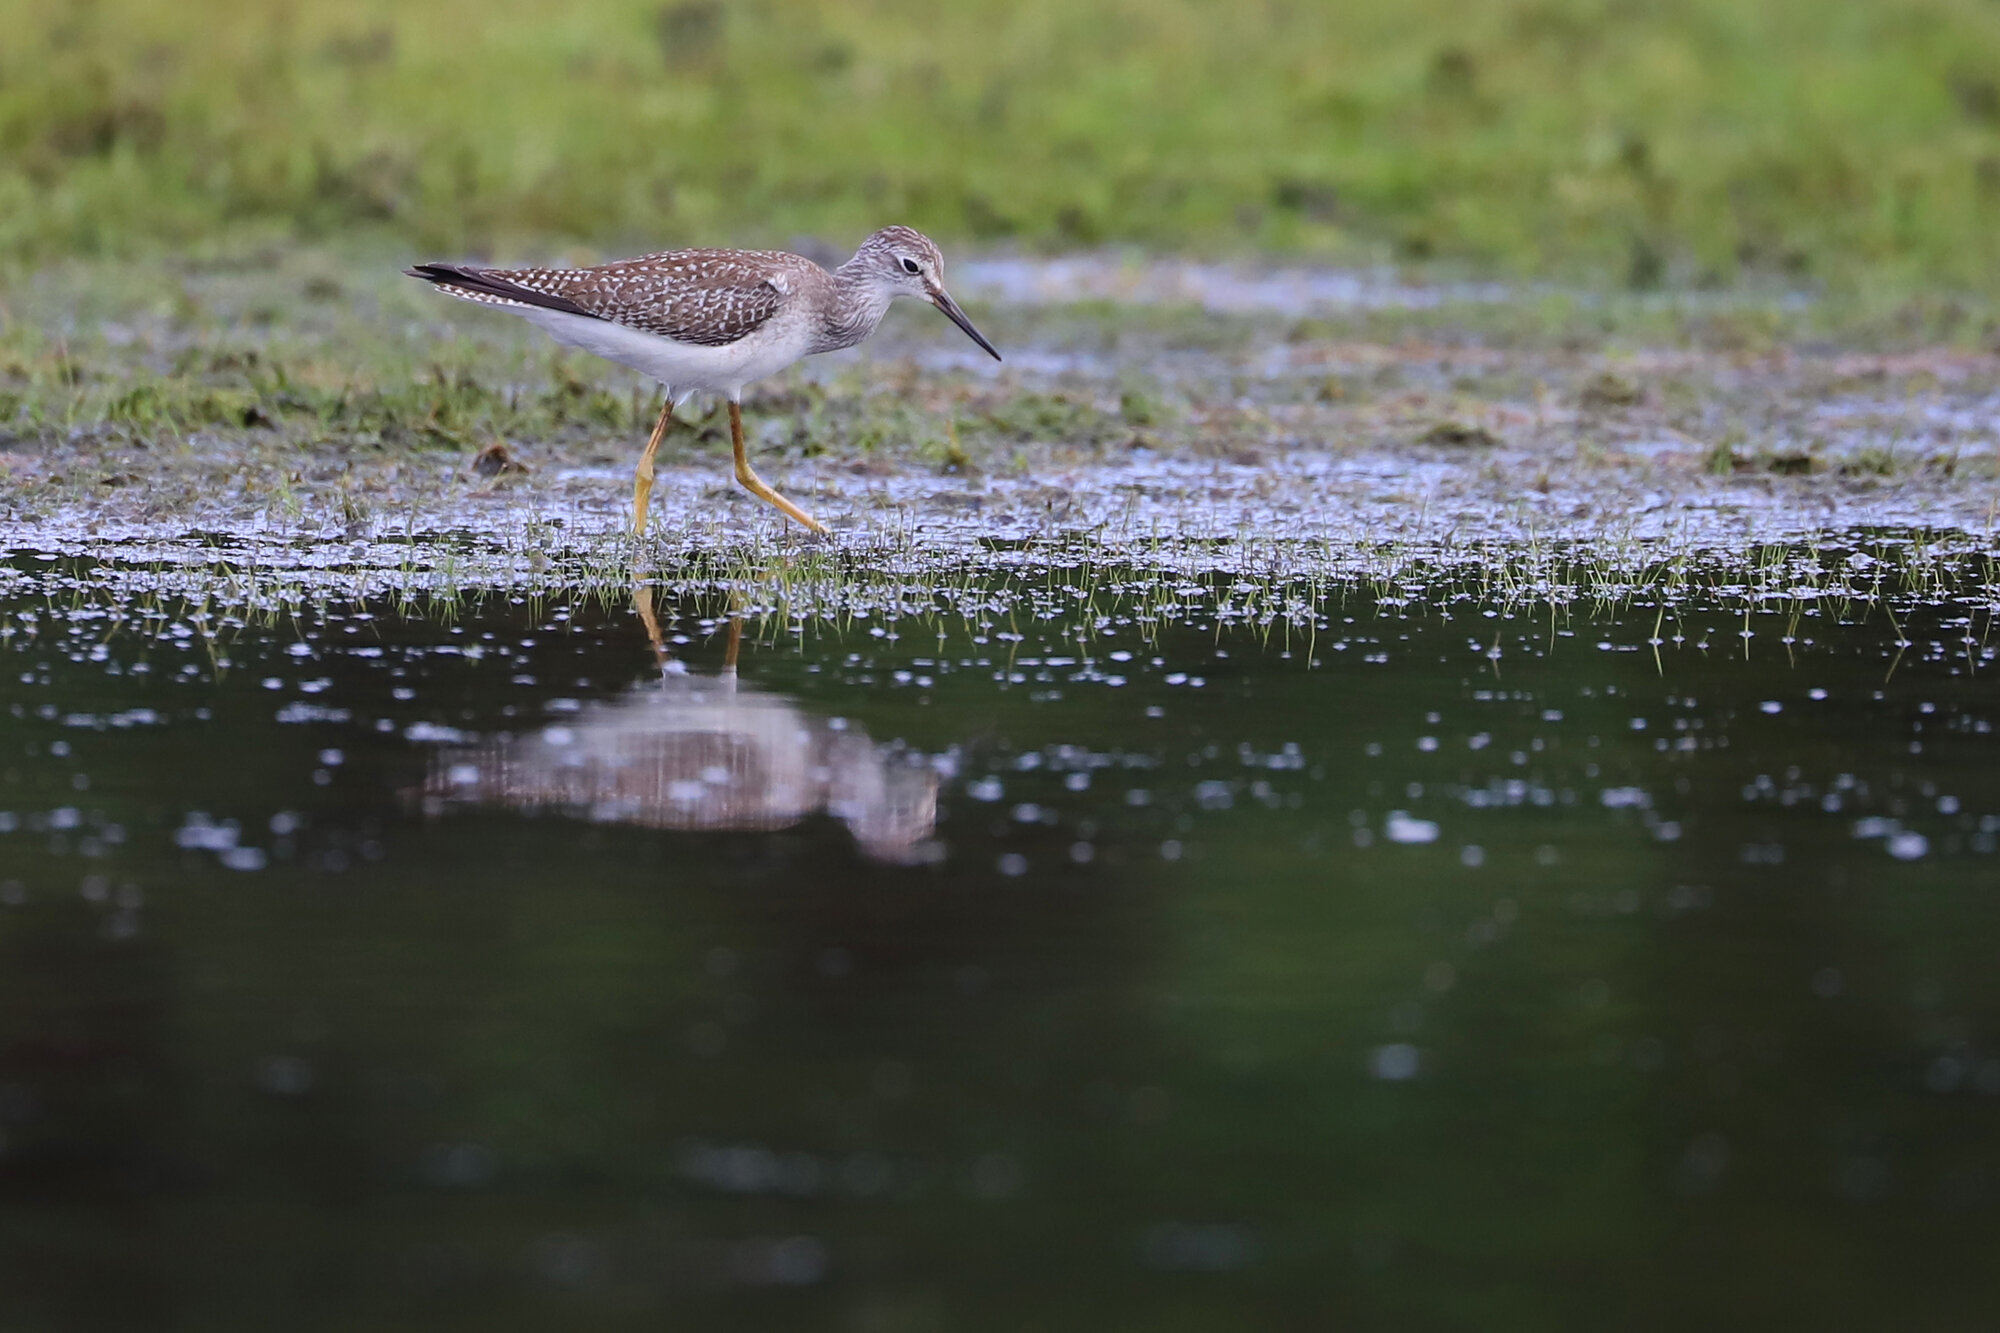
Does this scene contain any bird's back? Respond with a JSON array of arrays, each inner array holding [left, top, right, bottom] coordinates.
[[410, 248, 831, 348]]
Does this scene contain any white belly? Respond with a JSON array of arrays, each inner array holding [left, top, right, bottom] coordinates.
[[515, 306, 810, 399]]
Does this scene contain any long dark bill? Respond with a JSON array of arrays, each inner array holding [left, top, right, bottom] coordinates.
[[929, 287, 1002, 361]]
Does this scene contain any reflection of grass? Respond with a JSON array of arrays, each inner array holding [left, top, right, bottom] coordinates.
[[6, 0, 2000, 293]]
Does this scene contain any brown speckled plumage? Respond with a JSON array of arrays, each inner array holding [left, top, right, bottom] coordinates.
[[410, 251, 812, 347]]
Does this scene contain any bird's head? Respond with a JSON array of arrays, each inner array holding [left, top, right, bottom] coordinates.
[[853, 225, 1001, 361]]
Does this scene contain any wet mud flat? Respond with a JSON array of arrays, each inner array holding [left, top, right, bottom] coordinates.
[[3, 248, 1998, 557], [4, 253, 2000, 1328]]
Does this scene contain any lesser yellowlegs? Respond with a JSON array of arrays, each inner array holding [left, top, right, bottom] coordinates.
[[407, 226, 1001, 535]]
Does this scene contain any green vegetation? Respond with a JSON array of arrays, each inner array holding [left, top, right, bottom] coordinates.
[[6, 0, 2000, 293], [3, 249, 1995, 541]]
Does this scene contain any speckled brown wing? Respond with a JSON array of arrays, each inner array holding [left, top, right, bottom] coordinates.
[[427, 251, 793, 347]]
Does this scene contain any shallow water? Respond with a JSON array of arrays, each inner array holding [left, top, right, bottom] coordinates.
[[3, 542, 1999, 1330]]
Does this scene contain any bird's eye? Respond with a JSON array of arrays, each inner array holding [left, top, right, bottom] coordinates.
[[900, 257, 922, 275]]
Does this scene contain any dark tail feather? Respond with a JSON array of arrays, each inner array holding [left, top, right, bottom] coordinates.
[[404, 262, 592, 319]]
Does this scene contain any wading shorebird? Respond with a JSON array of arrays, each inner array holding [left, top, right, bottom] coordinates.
[[406, 227, 1001, 536]]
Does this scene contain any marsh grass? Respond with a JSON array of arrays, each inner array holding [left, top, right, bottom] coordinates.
[[7, 0, 2000, 297], [11, 523, 1997, 690]]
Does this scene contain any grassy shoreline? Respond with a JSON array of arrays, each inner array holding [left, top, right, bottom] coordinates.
[[6, 0, 2000, 295]]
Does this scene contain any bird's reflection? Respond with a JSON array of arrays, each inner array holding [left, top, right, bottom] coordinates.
[[422, 588, 938, 862]]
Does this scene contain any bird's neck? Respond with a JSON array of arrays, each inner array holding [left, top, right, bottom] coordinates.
[[817, 259, 896, 353]]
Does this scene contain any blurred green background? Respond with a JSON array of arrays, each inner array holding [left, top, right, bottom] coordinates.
[[6, 0, 2000, 293]]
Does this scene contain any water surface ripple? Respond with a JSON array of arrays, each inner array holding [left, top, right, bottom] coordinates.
[[2, 541, 1998, 1328]]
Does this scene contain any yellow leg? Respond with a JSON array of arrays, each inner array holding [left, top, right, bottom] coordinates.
[[729, 401, 826, 534], [632, 399, 673, 536]]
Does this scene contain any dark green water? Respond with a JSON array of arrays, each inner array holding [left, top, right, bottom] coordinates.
[[2, 552, 1998, 1330]]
